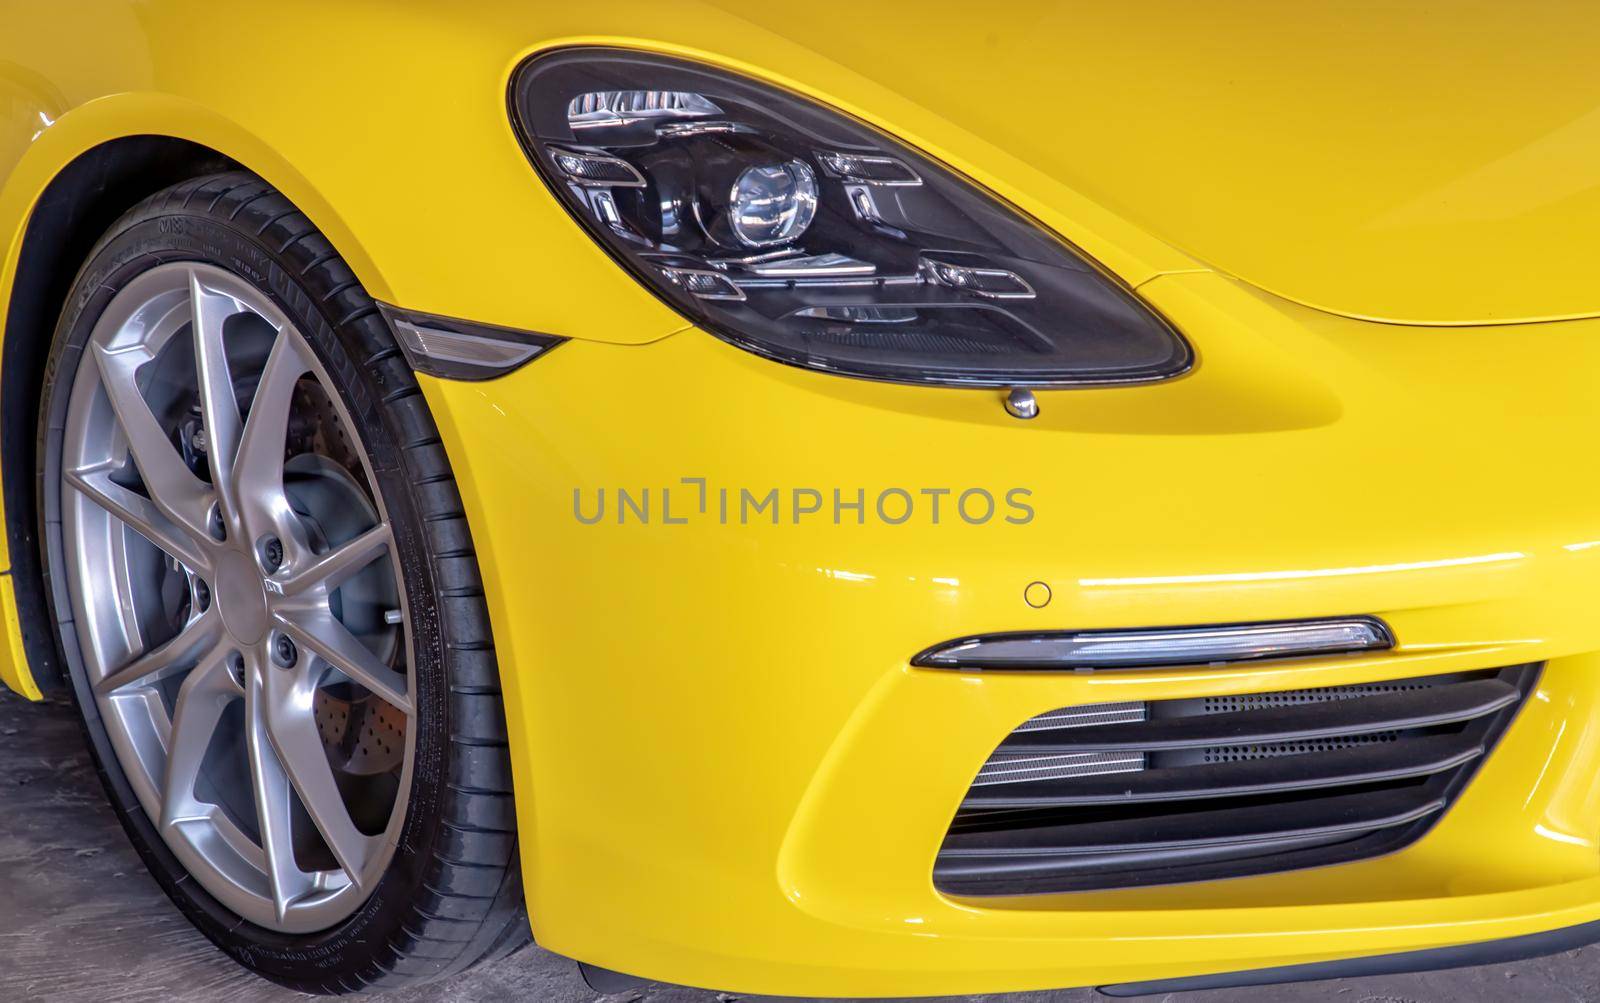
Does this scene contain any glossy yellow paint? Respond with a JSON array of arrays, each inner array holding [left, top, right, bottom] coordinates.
[[0, 575, 38, 700], [420, 269, 1600, 993], [714, 2, 1600, 326], [3, 2, 1600, 995]]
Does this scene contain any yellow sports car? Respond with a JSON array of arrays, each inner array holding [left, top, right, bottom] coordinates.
[[3, 1, 1599, 997]]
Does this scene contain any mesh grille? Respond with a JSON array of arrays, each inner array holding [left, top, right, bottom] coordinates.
[[1200, 732, 1400, 763], [977, 701, 1149, 784], [1192, 682, 1427, 763], [974, 750, 1146, 785], [1013, 701, 1146, 733], [1201, 679, 1438, 713]]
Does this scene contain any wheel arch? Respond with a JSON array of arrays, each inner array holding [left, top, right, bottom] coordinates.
[[0, 100, 397, 698], [1, 135, 233, 695]]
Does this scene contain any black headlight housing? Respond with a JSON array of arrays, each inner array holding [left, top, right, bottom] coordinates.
[[510, 48, 1192, 388]]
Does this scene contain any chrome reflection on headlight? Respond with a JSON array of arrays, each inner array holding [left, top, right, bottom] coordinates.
[[510, 48, 1192, 387]]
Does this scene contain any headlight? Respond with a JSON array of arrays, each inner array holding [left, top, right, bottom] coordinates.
[[510, 48, 1192, 387]]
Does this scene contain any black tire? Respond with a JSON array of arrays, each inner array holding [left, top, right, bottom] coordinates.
[[34, 171, 530, 993]]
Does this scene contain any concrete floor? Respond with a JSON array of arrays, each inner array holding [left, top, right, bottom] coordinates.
[[1, 688, 1596, 1003]]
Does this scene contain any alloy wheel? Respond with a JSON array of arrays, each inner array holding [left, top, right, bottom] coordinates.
[[58, 262, 414, 932]]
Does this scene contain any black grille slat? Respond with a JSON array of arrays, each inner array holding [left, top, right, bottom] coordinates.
[[936, 665, 1538, 895], [998, 679, 1517, 753], [961, 733, 1484, 809], [934, 790, 1452, 857], [938, 789, 1445, 883]]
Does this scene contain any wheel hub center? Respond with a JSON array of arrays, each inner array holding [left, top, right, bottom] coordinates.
[[214, 549, 270, 645]]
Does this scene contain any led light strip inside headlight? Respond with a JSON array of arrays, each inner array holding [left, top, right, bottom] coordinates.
[[510, 48, 1192, 388]]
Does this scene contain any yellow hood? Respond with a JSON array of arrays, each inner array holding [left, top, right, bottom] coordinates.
[[721, 1, 1600, 325]]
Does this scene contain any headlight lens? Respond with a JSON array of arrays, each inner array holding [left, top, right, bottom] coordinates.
[[728, 160, 819, 247], [510, 48, 1192, 387]]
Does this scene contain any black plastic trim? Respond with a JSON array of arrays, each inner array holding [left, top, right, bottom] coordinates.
[[567, 913, 1600, 999], [577, 962, 650, 993], [1098, 916, 1600, 997], [375, 302, 565, 381]]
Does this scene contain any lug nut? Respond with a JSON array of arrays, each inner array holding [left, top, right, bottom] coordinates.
[[193, 579, 211, 612], [262, 536, 283, 572], [226, 651, 246, 688], [272, 633, 298, 668], [207, 506, 226, 542]]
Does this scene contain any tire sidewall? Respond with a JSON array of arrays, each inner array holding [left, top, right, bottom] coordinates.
[[36, 205, 452, 980]]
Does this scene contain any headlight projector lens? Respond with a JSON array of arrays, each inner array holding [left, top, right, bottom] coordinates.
[[728, 159, 818, 247]]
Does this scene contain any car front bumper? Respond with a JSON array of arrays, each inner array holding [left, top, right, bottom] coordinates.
[[418, 268, 1600, 997]]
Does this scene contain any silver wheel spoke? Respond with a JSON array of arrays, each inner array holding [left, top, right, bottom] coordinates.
[[189, 269, 244, 527], [91, 343, 212, 541], [245, 670, 316, 923], [275, 609, 413, 714], [96, 606, 223, 695], [159, 646, 240, 827], [262, 666, 380, 885], [277, 523, 392, 598], [64, 465, 208, 571], [233, 330, 310, 539]]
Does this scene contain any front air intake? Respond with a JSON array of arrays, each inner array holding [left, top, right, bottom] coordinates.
[[935, 665, 1539, 896]]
